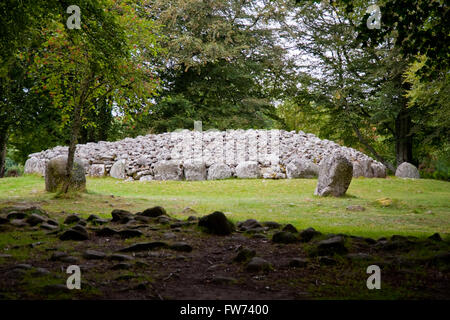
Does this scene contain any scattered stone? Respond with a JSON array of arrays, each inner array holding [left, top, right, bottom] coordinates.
[[26, 213, 46, 226], [109, 254, 134, 261], [245, 257, 272, 272], [64, 214, 81, 225], [299, 227, 322, 242], [141, 206, 166, 217], [346, 205, 366, 212], [46, 219, 59, 226], [428, 233, 442, 242], [87, 214, 100, 222], [170, 221, 190, 228], [364, 238, 377, 245], [187, 216, 198, 222], [233, 248, 256, 263], [157, 216, 171, 224], [91, 218, 109, 225], [14, 264, 32, 270], [0, 216, 8, 224], [10, 219, 28, 228], [50, 251, 68, 261], [60, 256, 79, 264], [6, 211, 27, 220], [162, 232, 177, 240], [59, 226, 89, 241], [118, 241, 168, 252], [118, 229, 143, 239], [318, 256, 337, 265], [251, 234, 267, 239], [272, 231, 297, 244], [83, 250, 107, 260], [45, 155, 86, 192], [198, 211, 235, 236], [314, 154, 353, 197], [40, 223, 59, 231], [111, 263, 131, 270], [237, 219, 262, 231], [33, 267, 51, 276], [289, 258, 308, 268], [395, 162, 420, 179], [314, 236, 348, 256], [169, 242, 193, 252], [261, 221, 281, 229], [111, 209, 132, 223], [95, 227, 118, 237], [282, 224, 298, 233]]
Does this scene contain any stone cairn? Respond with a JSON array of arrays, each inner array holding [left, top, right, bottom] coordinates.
[[24, 129, 386, 181]]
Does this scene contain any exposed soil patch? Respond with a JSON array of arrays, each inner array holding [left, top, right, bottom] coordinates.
[[0, 204, 449, 300]]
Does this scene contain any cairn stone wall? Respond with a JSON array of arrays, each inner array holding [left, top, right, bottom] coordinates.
[[24, 129, 386, 180]]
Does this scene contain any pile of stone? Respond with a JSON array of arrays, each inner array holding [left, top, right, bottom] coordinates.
[[24, 129, 386, 181]]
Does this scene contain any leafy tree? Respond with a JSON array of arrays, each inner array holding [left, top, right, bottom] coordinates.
[[24, 0, 162, 191]]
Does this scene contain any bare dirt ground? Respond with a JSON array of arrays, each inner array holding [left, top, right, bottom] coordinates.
[[0, 204, 449, 300]]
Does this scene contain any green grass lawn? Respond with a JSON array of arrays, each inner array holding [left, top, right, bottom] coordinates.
[[1, 175, 449, 239]]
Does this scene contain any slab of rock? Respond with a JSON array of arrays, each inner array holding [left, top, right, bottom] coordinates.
[[286, 158, 319, 178], [237, 219, 262, 231], [141, 206, 166, 217], [198, 211, 235, 235], [395, 162, 420, 179], [245, 257, 272, 272], [109, 254, 134, 261], [183, 160, 207, 181], [59, 226, 89, 241], [110, 159, 127, 179], [45, 155, 86, 192], [83, 250, 107, 260], [118, 229, 143, 239], [153, 160, 183, 180], [272, 231, 298, 244], [169, 242, 193, 252], [95, 227, 118, 237], [64, 214, 81, 225], [282, 224, 298, 233], [207, 163, 232, 180], [111, 209, 132, 222], [26, 213, 46, 226], [314, 154, 353, 197], [118, 241, 169, 252], [261, 221, 281, 229], [299, 227, 322, 242], [314, 236, 348, 256], [235, 161, 260, 179], [233, 248, 256, 263]]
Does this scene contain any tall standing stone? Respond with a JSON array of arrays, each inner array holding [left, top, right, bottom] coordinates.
[[45, 156, 86, 192], [314, 154, 353, 197], [395, 162, 420, 179], [110, 159, 127, 179]]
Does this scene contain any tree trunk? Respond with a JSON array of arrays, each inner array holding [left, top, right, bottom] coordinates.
[[395, 108, 413, 166], [62, 103, 82, 193], [0, 127, 8, 178]]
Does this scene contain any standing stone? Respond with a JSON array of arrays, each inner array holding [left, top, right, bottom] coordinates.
[[395, 162, 420, 179], [183, 160, 207, 181], [314, 154, 353, 197], [153, 160, 184, 180], [110, 159, 127, 179], [45, 156, 86, 192], [371, 162, 387, 178], [207, 163, 232, 180], [286, 158, 319, 178], [235, 161, 260, 179]]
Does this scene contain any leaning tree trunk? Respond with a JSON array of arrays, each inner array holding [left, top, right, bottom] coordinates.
[[395, 108, 413, 166], [0, 126, 9, 178]]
